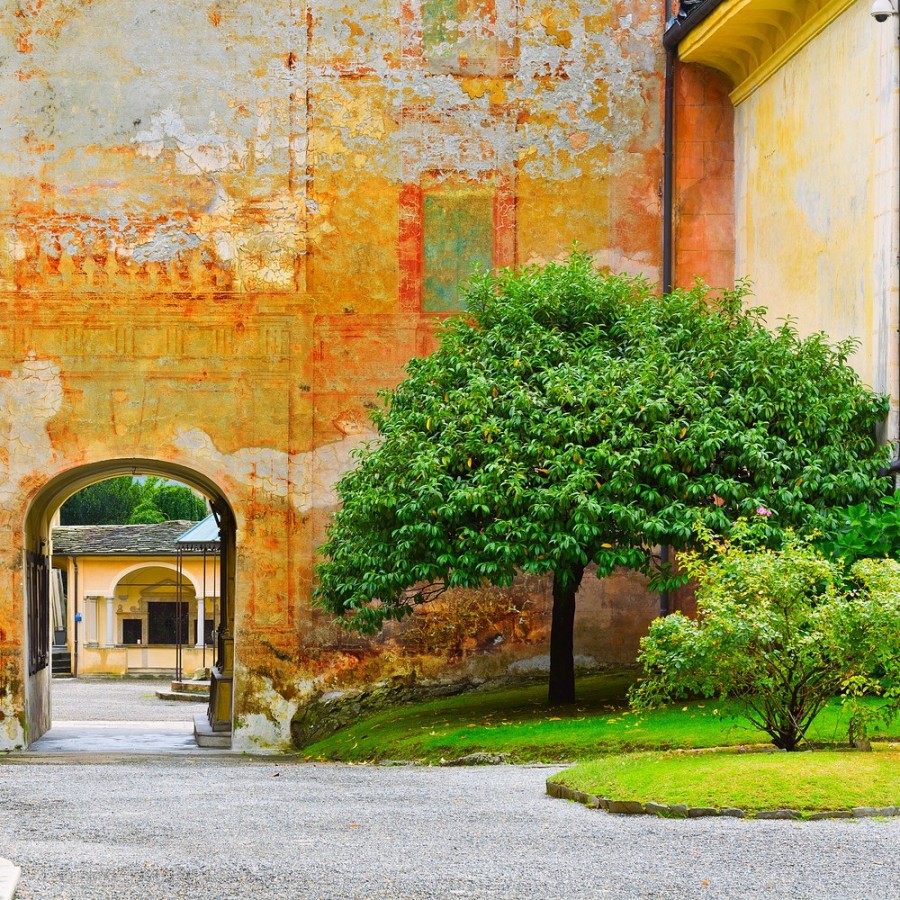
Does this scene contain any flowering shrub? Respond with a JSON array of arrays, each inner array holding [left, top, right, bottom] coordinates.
[[631, 524, 900, 751]]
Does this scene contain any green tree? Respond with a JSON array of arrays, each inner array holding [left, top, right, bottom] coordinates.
[[59, 477, 141, 525], [139, 478, 207, 522], [631, 525, 900, 751], [314, 253, 890, 705], [60, 476, 206, 526], [127, 499, 168, 524]]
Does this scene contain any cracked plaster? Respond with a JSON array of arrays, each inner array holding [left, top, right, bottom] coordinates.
[[0, 679, 26, 749], [0, 1, 669, 750], [2, 0, 660, 280], [173, 425, 377, 514], [232, 670, 302, 752], [0, 357, 63, 526]]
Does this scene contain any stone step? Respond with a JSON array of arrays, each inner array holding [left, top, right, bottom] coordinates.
[[51, 647, 71, 676], [156, 689, 210, 703], [0, 856, 20, 900], [193, 713, 231, 749], [171, 679, 211, 694]]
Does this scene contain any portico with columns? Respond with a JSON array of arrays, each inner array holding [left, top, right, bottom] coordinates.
[[50, 521, 220, 677]]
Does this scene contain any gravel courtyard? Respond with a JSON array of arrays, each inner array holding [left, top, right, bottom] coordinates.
[[1, 758, 898, 900], [49, 676, 198, 722], [2, 679, 897, 899]]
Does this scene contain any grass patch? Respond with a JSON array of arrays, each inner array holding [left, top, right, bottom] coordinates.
[[301, 672, 900, 763], [549, 745, 900, 813]]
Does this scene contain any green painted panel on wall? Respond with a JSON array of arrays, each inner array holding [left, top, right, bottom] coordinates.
[[423, 0, 459, 53], [423, 192, 493, 312]]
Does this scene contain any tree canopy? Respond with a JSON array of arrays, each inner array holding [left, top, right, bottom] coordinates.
[[60, 476, 207, 525], [314, 253, 891, 704]]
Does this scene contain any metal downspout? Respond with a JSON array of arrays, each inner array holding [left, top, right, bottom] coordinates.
[[659, 42, 675, 617], [73, 558, 79, 678], [875, 14, 900, 480], [895, 15, 900, 472]]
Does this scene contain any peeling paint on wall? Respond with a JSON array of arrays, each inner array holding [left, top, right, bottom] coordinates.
[[0, 357, 63, 522], [232, 669, 302, 752], [1, 0, 663, 293], [173, 425, 376, 513], [0, 0, 667, 750], [0, 677, 27, 749]]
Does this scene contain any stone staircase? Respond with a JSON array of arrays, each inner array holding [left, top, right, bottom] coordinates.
[[51, 645, 71, 677], [193, 712, 232, 749]]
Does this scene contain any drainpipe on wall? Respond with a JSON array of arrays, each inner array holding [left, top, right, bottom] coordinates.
[[659, 1, 725, 616], [894, 7, 900, 471], [875, 6, 900, 479], [73, 558, 79, 679]]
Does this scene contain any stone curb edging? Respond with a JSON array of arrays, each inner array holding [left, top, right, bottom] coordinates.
[[0, 856, 20, 900], [546, 781, 900, 821]]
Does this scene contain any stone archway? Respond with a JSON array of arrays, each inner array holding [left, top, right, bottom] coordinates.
[[19, 458, 236, 748]]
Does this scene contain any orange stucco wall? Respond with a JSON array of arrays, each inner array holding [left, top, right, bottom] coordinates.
[[0, 1, 668, 750], [673, 61, 735, 290]]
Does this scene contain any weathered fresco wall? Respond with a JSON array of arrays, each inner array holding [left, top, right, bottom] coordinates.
[[0, 1, 666, 750], [731, 0, 899, 404]]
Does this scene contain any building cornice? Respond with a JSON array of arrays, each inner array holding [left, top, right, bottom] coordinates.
[[677, 0, 857, 105]]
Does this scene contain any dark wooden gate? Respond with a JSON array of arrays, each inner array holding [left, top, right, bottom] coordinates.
[[27, 550, 50, 675]]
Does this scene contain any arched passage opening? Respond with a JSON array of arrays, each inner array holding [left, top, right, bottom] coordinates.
[[23, 459, 236, 747]]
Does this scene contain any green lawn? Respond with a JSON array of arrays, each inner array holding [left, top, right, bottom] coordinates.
[[549, 746, 900, 813], [300, 672, 900, 763]]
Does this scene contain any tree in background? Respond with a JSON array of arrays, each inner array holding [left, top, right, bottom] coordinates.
[[314, 252, 890, 705], [149, 479, 208, 521], [127, 498, 167, 525], [60, 476, 206, 525], [59, 477, 141, 525]]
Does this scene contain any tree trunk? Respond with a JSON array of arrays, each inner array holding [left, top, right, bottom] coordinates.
[[548, 564, 585, 706]]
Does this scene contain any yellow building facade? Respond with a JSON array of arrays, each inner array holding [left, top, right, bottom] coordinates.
[[51, 521, 220, 677], [674, 0, 900, 432]]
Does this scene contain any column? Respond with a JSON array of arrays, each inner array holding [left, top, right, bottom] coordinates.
[[195, 596, 205, 648], [86, 597, 99, 646], [105, 597, 115, 647]]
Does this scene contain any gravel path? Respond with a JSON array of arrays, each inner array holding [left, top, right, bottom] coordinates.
[[1, 758, 898, 900], [50, 677, 199, 722]]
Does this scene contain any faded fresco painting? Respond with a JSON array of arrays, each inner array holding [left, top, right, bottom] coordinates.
[[423, 190, 493, 311]]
